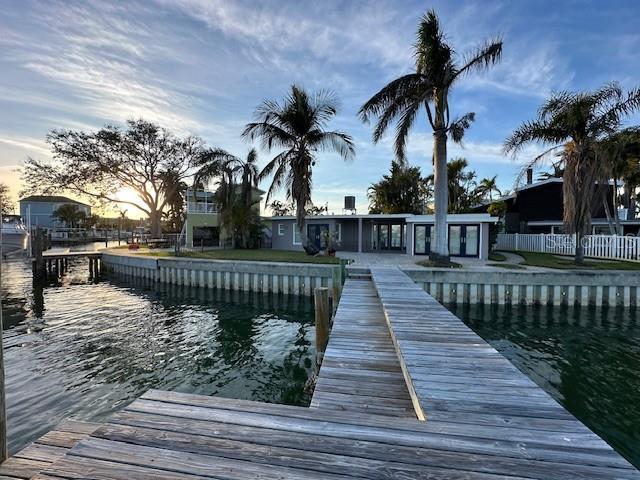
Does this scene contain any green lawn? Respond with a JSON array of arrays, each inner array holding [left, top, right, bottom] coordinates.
[[146, 248, 342, 264], [518, 251, 640, 270], [416, 259, 462, 269]]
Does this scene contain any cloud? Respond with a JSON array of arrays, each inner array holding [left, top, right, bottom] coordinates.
[[4, 1, 205, 134], [0, 135, 50, 157]]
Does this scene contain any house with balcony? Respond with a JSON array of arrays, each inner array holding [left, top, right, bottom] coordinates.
[[184, 189, 220, 247], [183, 187, 265, 247]]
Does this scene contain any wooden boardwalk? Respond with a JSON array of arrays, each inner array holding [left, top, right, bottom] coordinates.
[[2, 267, 639, 479], [311, 278, 415, 417], [0, 420, 99, 480]]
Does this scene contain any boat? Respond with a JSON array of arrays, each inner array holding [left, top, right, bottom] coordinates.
[[1, 216, 29, 254]]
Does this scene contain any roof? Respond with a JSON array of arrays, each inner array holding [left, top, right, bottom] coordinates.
[[19, 195, 89, 206], [269, 213, 498, 223], [19, 195, 90, 207]]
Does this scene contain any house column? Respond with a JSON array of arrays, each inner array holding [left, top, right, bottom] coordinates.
[[357, 218, 363, 253]]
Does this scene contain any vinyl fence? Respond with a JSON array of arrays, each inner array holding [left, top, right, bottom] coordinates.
[[496, 233, 640, 262]]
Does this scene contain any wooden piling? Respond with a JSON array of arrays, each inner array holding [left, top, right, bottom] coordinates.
[[314, 287, 330, 370]]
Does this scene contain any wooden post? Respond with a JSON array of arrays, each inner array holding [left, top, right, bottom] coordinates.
[[0, 200, 8, 461], [331, 267, 341, 313], [314, 287, 330, 370]]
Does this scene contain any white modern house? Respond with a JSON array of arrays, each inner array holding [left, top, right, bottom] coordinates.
[[270, 213, 498, 260]]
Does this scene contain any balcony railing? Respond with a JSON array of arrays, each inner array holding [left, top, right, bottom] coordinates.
[[186, 202, 219, 214]]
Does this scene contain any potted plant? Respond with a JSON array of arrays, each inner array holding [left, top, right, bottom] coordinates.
[[322, 229, 340, 257]]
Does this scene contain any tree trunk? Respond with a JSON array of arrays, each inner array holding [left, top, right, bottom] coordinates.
[[150, 210, 162, 237], [429, 130, 450, 264]]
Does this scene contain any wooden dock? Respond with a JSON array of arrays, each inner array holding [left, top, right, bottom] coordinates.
[[2, 267, 639, 479]]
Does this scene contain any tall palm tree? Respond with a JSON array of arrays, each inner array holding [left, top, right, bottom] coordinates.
[[242, 85, 355, 249], [358, 9, 502, 264], [504, 82, 640, 263]]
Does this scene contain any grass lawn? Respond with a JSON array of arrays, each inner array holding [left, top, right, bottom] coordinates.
[[147, 248, 342, 264], [518, 251, 640, 271]]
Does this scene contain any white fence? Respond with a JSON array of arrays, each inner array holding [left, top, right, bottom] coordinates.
[[496, 233, 640, 262]]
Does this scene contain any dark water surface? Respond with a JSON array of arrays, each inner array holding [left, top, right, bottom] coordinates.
[[449, 303, 640, 469], [1, 254, 314, 454]]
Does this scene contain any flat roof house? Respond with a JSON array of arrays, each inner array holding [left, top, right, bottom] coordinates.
[[19, 195, 91, 230], [270, 213, 497, 260]]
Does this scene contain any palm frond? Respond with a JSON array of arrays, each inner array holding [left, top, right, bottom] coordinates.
[[315, 131, 356, 160], [414, 9, 452, 77], [448, 112, 476, 144], [503, 119, 568, 156], [393, 100, 422, 163], [592, 86, 640, 135], [242, 122, 293, 151], [358, 74, 424, 123], [454, 39, 503, 80]]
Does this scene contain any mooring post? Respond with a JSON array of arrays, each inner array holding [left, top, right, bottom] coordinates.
[[314, 287, 330, 371], [331, 266, 342, 314]]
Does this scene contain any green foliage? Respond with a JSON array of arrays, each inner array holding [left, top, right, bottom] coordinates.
[[368, 161, 430, 214], [243, 85, 355, 246], [487, 201, 507, 218], [195, 148, 261, 249], [52, 203, 86, 228], [0, 183, 12, 216], [504, 82, 640, 262], [23, 119, 206, 236]]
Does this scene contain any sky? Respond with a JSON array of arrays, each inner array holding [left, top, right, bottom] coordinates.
[[1, 0, 639, 217]]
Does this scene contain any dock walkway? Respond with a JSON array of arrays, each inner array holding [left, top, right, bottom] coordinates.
[[2, 267, 638, 479]]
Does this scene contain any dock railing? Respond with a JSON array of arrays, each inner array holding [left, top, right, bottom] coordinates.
[[496, 233, 640, 262]]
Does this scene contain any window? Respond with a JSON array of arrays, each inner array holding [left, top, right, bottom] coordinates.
[[293, 227, 302, 245], [277, 224, 285, 236], [336, 223, 342, 242]]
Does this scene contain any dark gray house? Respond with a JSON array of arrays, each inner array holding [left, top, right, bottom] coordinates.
[[270, 213, 497, 260]]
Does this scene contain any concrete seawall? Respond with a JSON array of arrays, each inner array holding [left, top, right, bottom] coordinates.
[[403, 268, 640, 306], [101, 252, 343, 296]]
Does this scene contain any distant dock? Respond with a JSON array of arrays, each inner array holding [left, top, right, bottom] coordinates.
[[2, 266, 638, 479]]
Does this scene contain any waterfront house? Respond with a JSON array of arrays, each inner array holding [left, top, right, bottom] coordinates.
[[18, 195, 91, 230], [473, 173, 639, 236], [183, 187, 264, 247], [270, 213, 497, 260]]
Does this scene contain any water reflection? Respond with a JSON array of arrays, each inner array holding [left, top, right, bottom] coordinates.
[[450, 303, 640, 469], [1, 257, 314, 454]]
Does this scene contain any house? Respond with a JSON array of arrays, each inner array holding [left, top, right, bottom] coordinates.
[[19, 195, 91, 230], [472, 174, 640, 235], [183, 187, 264, 247], [270, 213, 497, 260]]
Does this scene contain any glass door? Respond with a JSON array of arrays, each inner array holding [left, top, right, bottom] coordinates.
[[449, 226, 462, 256], [465, 225, 479, 256], [448, 224, 480, 257], [390, 224, 402, 249], [378, 224, 389, 250], [413, 225, 433, 255]]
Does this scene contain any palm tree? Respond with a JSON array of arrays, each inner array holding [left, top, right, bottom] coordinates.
[[504, 82, 640, 263], [477, 176, 502, 200], [358, 9, 502, 264], [194, 148, 262, 248], [242, 85, 355, 249], [52, 203, 86, 228]]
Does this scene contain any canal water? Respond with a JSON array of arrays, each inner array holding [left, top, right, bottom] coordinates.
[[1, 255, 315, 454], [450, 303, 640, 469]]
